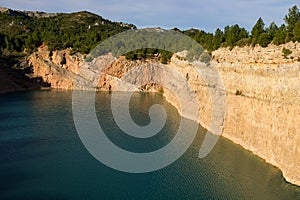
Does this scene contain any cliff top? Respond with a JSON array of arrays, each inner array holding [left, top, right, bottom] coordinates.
[[212, 41, 300, 65]]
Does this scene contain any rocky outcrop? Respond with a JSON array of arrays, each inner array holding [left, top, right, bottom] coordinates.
[[28, 43, 300, 186], [28, 44, 83, 89]]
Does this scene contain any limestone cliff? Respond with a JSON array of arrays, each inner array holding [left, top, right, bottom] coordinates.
[[28, 43, 83, 89], [212, 43, 300, 186], [28, 43, 300, 186]]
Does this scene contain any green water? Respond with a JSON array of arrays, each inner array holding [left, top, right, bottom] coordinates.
[[0, 91, 299, 199]]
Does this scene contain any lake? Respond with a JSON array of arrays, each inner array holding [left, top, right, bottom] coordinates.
[[0, 91, 299, 199]]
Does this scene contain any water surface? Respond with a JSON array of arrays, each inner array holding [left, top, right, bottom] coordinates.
[[0, 91, 299, 199]]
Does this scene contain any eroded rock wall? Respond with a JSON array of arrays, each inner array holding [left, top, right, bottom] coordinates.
[[210, 43, 300, 186], [28, 44, 82, 89]]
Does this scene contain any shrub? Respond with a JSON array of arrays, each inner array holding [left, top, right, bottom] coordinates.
[[236, 38, 252, 47], [258, 33, 273, 47], [236, 90, 242, 96], [158, 87, 164, 95], [282, 47, 292, 58]]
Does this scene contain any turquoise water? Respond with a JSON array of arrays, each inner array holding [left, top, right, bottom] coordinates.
[[0, 91, 299, 199]]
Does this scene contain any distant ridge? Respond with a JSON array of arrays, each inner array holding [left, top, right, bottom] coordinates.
[[0, 6, 58, 18]]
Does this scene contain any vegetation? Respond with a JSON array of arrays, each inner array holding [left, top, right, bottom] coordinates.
[[181, 5, 300, 51], [282, 48, 292, 58], [124, 49, 173, 64], [158, 87, 164, 95], [235, 90, 243, 96], [0, 10, 135, 55], [0, 5, 300, 62], [251, 17, 265, 46]]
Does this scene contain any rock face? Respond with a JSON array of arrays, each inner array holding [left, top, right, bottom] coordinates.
[[28, 44, 83, 89], [28, 43, 300, 186], [211, 44, 300, 186]]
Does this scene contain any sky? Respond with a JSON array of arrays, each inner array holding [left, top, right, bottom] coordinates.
[[0, 0, 299, 32]]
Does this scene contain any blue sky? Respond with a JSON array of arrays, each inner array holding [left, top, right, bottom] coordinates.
[[0, 0, 299, 32]]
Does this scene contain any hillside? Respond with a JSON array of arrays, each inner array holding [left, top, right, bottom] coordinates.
[[0, 7, 136, 54], [0, 7, 136, 93]]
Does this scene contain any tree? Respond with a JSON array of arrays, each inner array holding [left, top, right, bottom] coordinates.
[[273, 25, 287, 45], [267, 22, 278, 38], [25, 35, 36, 53], [258, 33, 273, 47], [190, 30, 214, 51], [236, 38, 252, 47], [225, 24, 248, 47], [0, 34, 3, 55], [294, 22, 300, 41], [14, 37, 22, 51], [4, 36, 10, 50], [238, 27, 248, 40], [284, 5, 300, 32], [212, 28, 224, 50], [0, 33, 4, 48], [201, 33, 214, 50], [251, 17, 265, 46]]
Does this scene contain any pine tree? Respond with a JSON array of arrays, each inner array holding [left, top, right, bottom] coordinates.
[[273, 25, 287, 45], [284, 5, 300, 32], [4, 36, 10, 50], [267, 22, 278, 38], [258, 33, 272, 47], [294, 22, 300, 41], [225, 25, 248, 47], [251, 17, 265, 46], [212, 28, 223, 50]]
